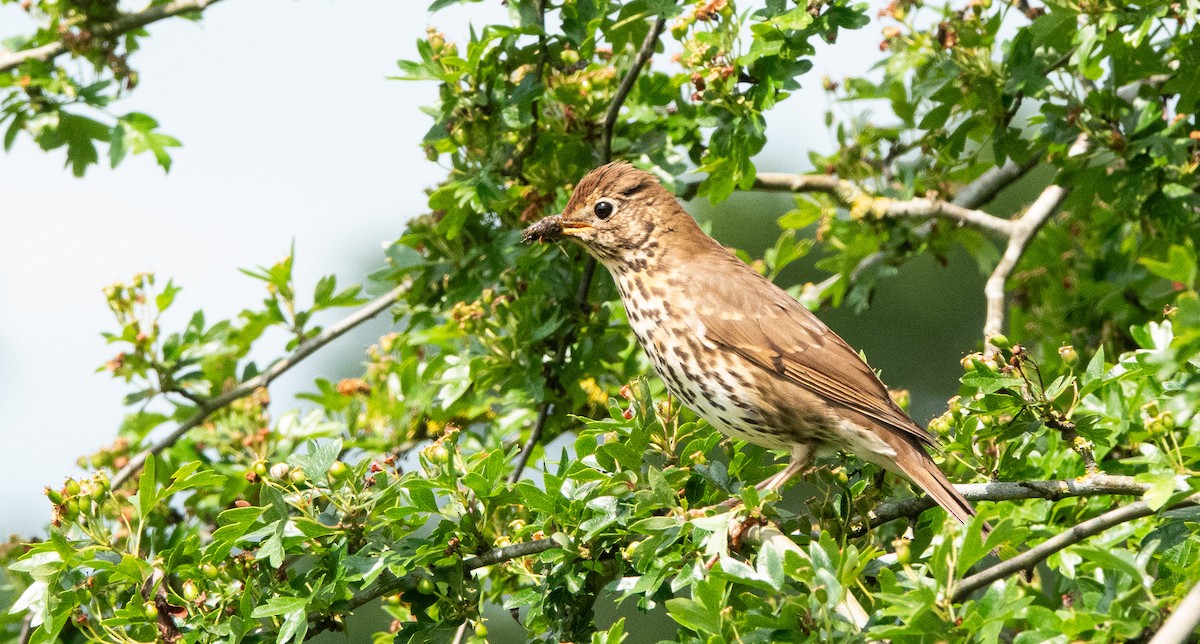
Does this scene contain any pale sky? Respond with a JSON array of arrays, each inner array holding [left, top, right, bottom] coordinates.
[[0, 1, 881, 535]]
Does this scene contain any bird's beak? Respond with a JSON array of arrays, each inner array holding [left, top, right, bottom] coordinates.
[[522, 214, 591, 243]]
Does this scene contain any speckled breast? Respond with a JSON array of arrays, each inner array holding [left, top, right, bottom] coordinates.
[[612, 272, 794, 451]]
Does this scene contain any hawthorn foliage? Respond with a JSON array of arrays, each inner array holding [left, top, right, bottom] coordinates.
[[2, 0, 1199, 642]]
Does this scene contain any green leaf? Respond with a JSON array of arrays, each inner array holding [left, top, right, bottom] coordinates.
[[1139, 244, 1198, 289], [665, 597, 722, 634], [138, 455, 157, 519], [755, 543, 785, 591], [109, 121, 127, 167], [251, 596, 306, 618]]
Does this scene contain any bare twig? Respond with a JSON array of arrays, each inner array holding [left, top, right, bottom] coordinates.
[[16, 614, 31, 644], [507, 403, 551, 484], [950, 493, 1199, 601], [1047, 418, 1100, 474], [111, 285, 406, 489], [461, 535, 560, 569], [1148, 579, 1200, 644], [1115, 73, 1172, 103], [510, 15, 667, 483], [851, 474, 1148, 536], [450, 621, 469, 644], [600, 16, 667, 163], [0, 0, 226, 73], [685, 172, 1015, 237], [984, 134, 1089, 341], [951, 156, 1041, 210], [509, 0, 547, 175]]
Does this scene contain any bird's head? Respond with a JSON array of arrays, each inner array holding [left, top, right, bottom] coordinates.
[[522, 162, 696, 267]]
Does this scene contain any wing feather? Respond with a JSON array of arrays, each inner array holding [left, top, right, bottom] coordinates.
[[689, 255, 937, 448]]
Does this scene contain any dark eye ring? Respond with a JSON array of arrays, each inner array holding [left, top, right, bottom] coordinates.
[[594, 200, 615, 220]]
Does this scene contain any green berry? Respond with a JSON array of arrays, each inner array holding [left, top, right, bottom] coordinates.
[[1058, 345, 1078, 364]]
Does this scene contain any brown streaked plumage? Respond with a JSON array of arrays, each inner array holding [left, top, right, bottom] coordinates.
[[524, 162, 980, 531]]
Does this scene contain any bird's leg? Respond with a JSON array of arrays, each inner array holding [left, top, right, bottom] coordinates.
[[698, 444, 817, 513], [755, 443, 816, 494]]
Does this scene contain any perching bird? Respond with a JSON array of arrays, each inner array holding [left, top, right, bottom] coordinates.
[[523, 161, 980, 530]]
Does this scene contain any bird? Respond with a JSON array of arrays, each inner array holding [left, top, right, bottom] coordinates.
[[523, 161, 981, 532]]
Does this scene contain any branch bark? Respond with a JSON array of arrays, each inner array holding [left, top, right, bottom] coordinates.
[[600, 17, 667, 164], [951, 156, 1041, 210], [308, 537, 560, 640], [111, 284, 405, 489], [0, 0, 226, 73], [950, 493, 1200, 601], [686, 172, 1016, 237], [1147, 578, 1200, 644], [984, 133, 1089, 341], [851, 474, 1149, 536]]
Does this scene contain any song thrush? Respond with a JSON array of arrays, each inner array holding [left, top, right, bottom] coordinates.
[[523, 162, 979, 529]]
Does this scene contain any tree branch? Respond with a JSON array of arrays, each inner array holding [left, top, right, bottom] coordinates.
[[600, 16, 667, 164], [686, 172, 1016, 237], [1148, 578, 1200, 644], [851, 474, 1149, 536], [984, 133, 1089, 341], [0, 0, 226, 73], [510, 15, 666, 484], [951, 156, 1040, 210], [507, 403, 551, 484], [111, 284, 406, 489], [461, 535, 560, 569], [950, 493, 1200, 601]]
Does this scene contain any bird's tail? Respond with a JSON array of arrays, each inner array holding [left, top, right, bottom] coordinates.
[[889, 438, 990, 538], [883, 436, 1031, 582]]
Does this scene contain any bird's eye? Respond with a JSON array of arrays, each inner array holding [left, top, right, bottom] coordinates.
[[594, 200, 615, 220]]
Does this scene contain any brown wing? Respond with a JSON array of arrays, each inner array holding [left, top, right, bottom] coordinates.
[[688, 253, 937, 449]]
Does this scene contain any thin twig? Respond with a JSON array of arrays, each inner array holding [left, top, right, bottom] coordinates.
[[1147, 579, 1200, 644], [16, 614, 31, 644], [983, 133, 1089, 342], [951, 156, 1040, 210], [509, 15, 667, 484], [600, 16, 667, 163], [950, 493, 1199, 601], [509, 0, 547, 175], [507, 403, 551, 484], [851, 474, 1149, 536], [0, 0, 226, 73], [461, 535, 560, 568], [111, 285, 406, 489], [450, 621, 469, 644], [684, 172, 1015, 237]]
